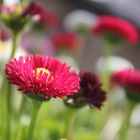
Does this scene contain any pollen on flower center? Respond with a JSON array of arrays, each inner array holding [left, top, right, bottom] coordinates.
[[34, 68, 53, 83]]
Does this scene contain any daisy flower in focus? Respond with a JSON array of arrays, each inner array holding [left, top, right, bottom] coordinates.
[[64, 72, 106, 109], [5, 54, 80, 100], [92, 16, 139, 45]]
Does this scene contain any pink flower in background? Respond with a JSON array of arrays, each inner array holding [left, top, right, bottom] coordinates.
[[112, 69, 140, 93], [0, 28, 10, 41], [92, 16, 139, 45], [5, 54, 80, 100], [52, 32, 78, 50], [26, 2, 58, 27]]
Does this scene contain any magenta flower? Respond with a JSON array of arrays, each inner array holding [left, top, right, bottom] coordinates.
[[52, 32, 78, 50], [5, 54, 80, 100], [112, 69, 140, 92], [92, 16, 139, 45]]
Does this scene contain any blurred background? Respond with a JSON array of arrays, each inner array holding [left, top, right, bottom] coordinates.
[[1, 0, 140, 140]]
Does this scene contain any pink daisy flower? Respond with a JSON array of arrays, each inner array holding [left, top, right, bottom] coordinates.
[[92, 16, 139, 45], [5, 54, 80, 100], [112, 69, 140, 93]]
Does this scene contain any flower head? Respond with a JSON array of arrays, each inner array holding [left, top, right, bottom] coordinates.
[[0, 2, 58, 32], [52, 32, 78, 50], [112, 69, 140, 92], [5, 54, 80, 100], [25, 2, 58, 28], [64, 72, 106, 109], [92, 16, 138, 45], [0, 4, 29, 32], [63, 10, 98, 34], [112, 69, 140, 101]]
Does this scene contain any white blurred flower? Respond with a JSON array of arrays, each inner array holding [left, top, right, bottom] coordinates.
[[95, 56, 134, 74], [63, 10, 98, 32], [0, 40, 27, 71], [57, 54, 79, 73], [4, 0, 19, 7], [131, 105, 140, 126]]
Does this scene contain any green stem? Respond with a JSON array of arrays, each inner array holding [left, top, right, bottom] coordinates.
[[0, 29, 19, 140], [63, 108, 77, 140], [27, 100, 42, 140], [119, 101, 136, 140], [0, 76, 7, 139], [15, 97, 28, 140], [1, 77, 12, 140], [10, 32, 19, 59], [94, 43, 114, 140], [101, 43, 114, 92]]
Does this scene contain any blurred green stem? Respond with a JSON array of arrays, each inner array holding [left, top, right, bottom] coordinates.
[[101, 43, 114, 92], [0, 30, 19, 140], [63, 108, 77, 140], [119, 101, 136, 140], [16, 97, 27, 140], [27, 100, 42, 140], [95, 43, 114, 140], [10, 31, 20, 59], [0, 77, 12, 140]]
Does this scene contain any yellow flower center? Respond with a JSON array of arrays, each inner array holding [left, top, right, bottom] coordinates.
[[34, 68, 53, 83], [14, 6, 24, 15]]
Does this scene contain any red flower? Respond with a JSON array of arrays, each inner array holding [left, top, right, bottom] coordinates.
[[52, 32, 78, 49], [64, 72, 106, 109], [5, 54, 80, 100], [26, 2, 58, 27], [92, 16, 138, 45], [112, 69, 140, 93], [0, 28, 10, 41]]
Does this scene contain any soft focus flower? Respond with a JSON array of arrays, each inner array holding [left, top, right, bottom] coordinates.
[[112, 69, 140, 101], [92, 16, 139, 45], [112, 69, 140, 92], [0, 2, 58, 32], [0, 28, 10, 41], [0, 4, 29, 32], [64, 72, 106, 109], [95, 56, 134, 75], [25, 2, 58, 28], [0, 40, 26, 70], [63, 10, 98, 34], [5, 54, 80, 100], [52, 32, 78, 50]]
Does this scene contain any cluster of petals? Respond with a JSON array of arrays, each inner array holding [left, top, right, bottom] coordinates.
[[92, 16, 139, 45], [52, 32, 78, 49], [65, 72, 106, 109], [112, 69, 140, 93], [5, 54, 80, 99], [80, 72, 106, 108]]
